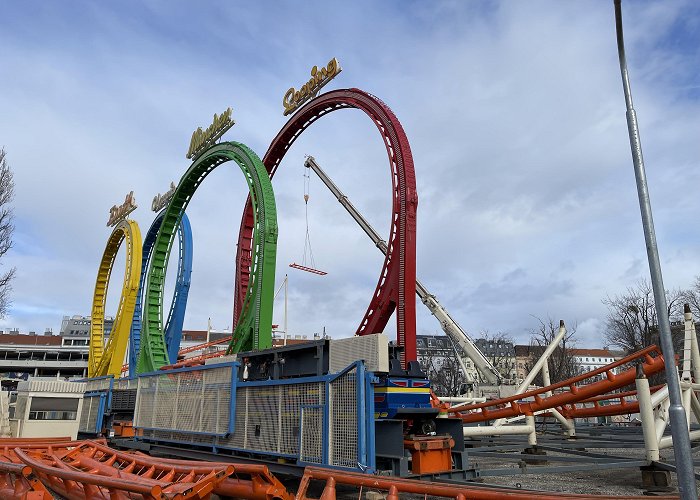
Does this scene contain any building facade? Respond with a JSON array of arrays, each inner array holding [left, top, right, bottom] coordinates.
[[570, 348, 621, 379], [473, 338, 517, 384]]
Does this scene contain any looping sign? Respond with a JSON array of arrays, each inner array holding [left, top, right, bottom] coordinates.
[[107, 191, 137, 227], [186, 107, 235, 160], [282, 58, 342, 116], [152, 181, 177, 212]]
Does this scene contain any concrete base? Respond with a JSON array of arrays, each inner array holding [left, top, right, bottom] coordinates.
[[640, 466, 674, 496], [520, 446, 547, 465]]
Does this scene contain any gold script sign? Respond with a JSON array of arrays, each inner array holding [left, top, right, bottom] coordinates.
[[107, 191, 137, 227], [186, 107, 235, 160], [283, 58, 342, 116], [152, 181, 177, 212]]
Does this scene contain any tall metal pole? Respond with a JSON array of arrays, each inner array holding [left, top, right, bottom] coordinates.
[[614, 1, 695, 496]]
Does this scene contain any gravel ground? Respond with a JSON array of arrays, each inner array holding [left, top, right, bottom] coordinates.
[[289, 446, 699, 500], [294, 433, 700, 499], [471, 445, 698, 497]]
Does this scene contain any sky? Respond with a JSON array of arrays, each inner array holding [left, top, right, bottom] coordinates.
[[0, 1, 698, 349]]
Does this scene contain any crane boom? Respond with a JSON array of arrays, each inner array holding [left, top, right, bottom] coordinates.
[[304, 156, 502, 385]]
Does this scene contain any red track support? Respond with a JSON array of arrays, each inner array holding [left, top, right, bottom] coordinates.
[[236, 89, 418, 365]]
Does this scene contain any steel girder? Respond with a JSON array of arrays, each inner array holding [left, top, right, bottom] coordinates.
[[137, 141, 277, 373], [235, 88, 418, 365], [89, 219, 143, 378]]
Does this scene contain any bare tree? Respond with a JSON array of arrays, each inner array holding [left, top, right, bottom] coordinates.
[[526, 317, 578, 386], [681, 277, 700, 320], [475, 330, 516, 384], [0, 149, 14, 317], [418, 346, 466, 397], [602, 278, 683, 354], [432, 355, 468, 398]]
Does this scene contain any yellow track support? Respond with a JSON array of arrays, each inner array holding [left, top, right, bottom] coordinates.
[[88, 219, 142, 378]]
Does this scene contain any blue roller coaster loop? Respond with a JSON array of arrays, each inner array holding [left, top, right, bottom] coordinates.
[[129, 211, 192, 377]]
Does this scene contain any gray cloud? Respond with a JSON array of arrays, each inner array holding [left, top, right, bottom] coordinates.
[[0, 1, 698, 351]]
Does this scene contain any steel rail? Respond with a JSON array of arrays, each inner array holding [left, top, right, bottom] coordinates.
[[124, 454, 294, 500], [138, 141, 277, 373], [129, 210, 193, 376], [236, 88, 418, 365], [89, 218, 142, 377], [452, 346, 664, 422], [14, 448, 164, 498], [296, 466, 679, 500], [159, 349, 226, 370], [122, 335, 232, 374], [0, 453, 51, 500], [15, 442, 233, 499], [12, 440, 291, 500]]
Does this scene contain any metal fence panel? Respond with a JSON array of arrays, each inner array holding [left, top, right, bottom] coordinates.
[[134, 362, 372, 472], [134, 365, 232, 435], [78, 395, 100, 433], [330, 366, 359, 468]]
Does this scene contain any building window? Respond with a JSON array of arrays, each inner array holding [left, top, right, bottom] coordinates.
[[28, 411, 77, 421], [28, 397, 79, 421]]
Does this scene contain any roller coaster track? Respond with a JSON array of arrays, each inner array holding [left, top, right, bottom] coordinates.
[[450, 346, 666, 423], [89, 219, 142, 378], [138, 141, 277, 373], [122, 335, 232, 374], [0, 438, 293, 500], [553, 384, 665, 420], [297, 466, 679, 500], [129, 210, 192, 377], [235, 88, 418, 365]]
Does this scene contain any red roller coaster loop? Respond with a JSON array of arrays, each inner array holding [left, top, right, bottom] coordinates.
[[235, 88, 418, 365]]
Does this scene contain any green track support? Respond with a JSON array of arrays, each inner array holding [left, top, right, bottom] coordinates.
[[136, 141, 277, 373]]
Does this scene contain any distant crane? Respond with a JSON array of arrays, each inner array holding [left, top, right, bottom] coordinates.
[[304, 155, 501, 385]]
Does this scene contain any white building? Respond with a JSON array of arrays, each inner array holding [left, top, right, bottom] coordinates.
[[571, 348, 621, 379], [8, 379, 85, 439]]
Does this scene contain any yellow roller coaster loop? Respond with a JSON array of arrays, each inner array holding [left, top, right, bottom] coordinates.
[[88, 219, 142, 378]]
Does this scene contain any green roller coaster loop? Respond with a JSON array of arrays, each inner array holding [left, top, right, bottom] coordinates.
[[136, 141, 278, 373]]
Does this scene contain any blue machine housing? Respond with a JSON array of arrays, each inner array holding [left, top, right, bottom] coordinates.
[[374, 360, 436, 419]]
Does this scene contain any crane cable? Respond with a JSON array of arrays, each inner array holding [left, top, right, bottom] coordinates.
[[301, 164, 316, 269]]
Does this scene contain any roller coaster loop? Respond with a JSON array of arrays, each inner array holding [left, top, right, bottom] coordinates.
[[89, 219, 142, 378], [128, 210, 192, 377], [138, 141, 277, 373], [235, 88, 418, 365]]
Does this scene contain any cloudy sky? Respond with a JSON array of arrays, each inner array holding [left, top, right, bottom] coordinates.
[[0, 1, 698, 349]]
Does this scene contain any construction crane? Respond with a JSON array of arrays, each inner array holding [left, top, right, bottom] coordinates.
[[304, 156, 502, 385]]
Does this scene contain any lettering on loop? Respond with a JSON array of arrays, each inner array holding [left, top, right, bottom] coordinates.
[[107, 191, 138, 227], [151, 181, 178, 212], [283, 57, 342, 116], [186, 107, 235, 160]]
